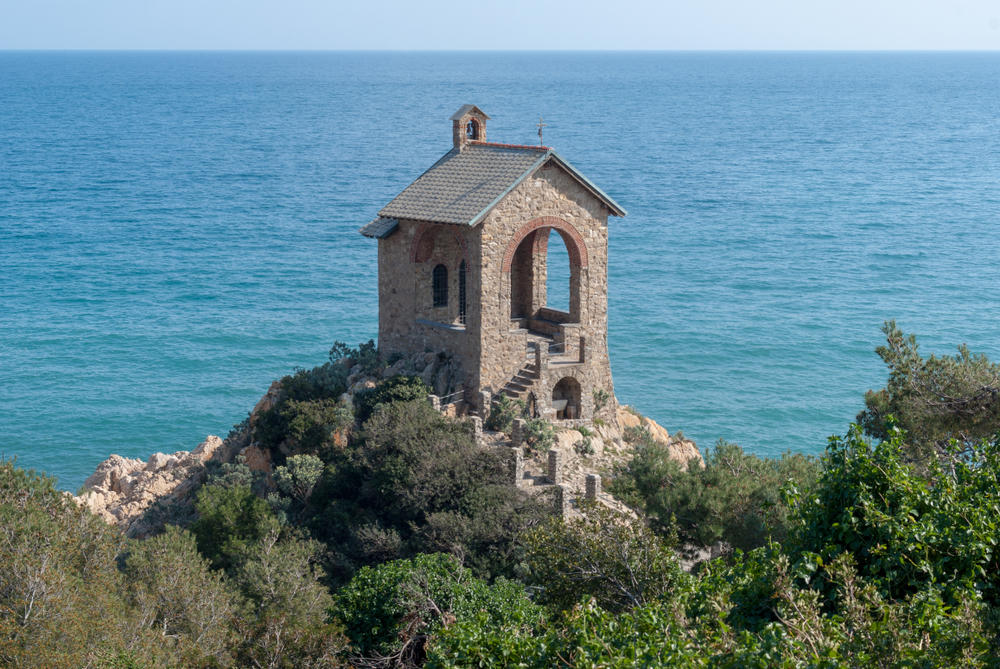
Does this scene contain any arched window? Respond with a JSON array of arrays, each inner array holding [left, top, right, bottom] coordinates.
[[458, 260, 467, 324], [432, 264, 448, 307], [466, 118, 480, 140]]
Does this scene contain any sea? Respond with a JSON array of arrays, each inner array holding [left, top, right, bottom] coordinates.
[[3, 51, 1000, 491]]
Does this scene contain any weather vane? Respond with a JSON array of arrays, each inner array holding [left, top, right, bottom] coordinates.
[[537, 116, 547, 145]]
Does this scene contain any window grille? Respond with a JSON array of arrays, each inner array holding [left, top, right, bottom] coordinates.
[[458, 261, 467, 324], [432, 264, 448, 307]]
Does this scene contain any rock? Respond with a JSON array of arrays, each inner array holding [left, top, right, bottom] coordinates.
[[240, 444, 273, 474], [190, 435, 223, 462], [73, 435, 225, 533], [616, 406, 704, 469], [81, 454, 145, 494], [554, 428, 583, 452], [145, 452, 172, 472]]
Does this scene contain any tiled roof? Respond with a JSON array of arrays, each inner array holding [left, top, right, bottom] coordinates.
[[377, 144, 550, 226], [450, 104, 490, 121], [359, 216, 399, 239], [361, 142, 626, 236]]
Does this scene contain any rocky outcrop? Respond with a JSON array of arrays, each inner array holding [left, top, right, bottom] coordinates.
[[614, 406, 703, 467], [75, 435, 225, 530], [75, 352, 702, 537]]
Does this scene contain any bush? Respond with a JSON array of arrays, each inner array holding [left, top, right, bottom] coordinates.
[[0, 461, 146, 668], [792, 424, 1000, 606], [522, 417, 555, 453], [190, 483, 281, 572], [329, 339, 381, 377], [232, 530, 347, 669], [484, 393, 524, 433], [124, 526, 238, 665], [592, 388, 611, 413], [333, 553, 541, 665], [308, 400, 547, 582], [523, 501, 686, 613], [611, 439, 819, 551], [858, 320, 1000, 460], [274, 454, 324, 506], [353, 375, 429, 426]]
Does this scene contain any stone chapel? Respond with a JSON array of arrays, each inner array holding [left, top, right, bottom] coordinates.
[[360, 105, 626, 422]]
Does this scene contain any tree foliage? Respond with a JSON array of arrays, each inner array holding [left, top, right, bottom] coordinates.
[[333, 553, 541, 667], [190, 482, 281, 571], [522, 501, 688, 612], [8, 325, 1000, 667], [612, 438, 819, 551], [310, 399, 547, 582], [859, 320, 1000, 458]]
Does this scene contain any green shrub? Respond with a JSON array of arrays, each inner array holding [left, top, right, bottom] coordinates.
[[273, 454, 324, 505], [611, 439, 819, 551], [523, 501, 686, 613], [522, 417, 556, 453], [333, 553, 541, 664], [353, 375, 429, 425], [308, 400, 546, 582], [793, 425, 1000, 606], [231, 531, 346, 669], [623, 424, 652, 444], [329, 339, 381, 376], [124, 526, 238, 665], [484, 393, 524, 433], [859, 320, 1000, 460], [190, 483, 281, 572], [592, 388, 611, 413]]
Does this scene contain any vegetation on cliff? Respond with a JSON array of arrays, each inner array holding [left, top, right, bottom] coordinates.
[[3, 327, 1000, 667]]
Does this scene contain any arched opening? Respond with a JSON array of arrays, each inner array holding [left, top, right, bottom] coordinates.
[[506, 220, 584, 325], [432, 264, 448, 307], [545, 228, 570, 313], [458, 260, 467, 324], [552, 377, 582, 420], [466, 118, 480, 140]]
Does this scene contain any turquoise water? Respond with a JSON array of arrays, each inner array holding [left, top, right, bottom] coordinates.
[[3, 52, 1000, 490]]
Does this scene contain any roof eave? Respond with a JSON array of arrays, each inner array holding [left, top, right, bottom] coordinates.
[[546, 151, 627, 217], [467, 150, 627, 226]]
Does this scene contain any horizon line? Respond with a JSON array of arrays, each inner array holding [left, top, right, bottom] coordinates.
[[4, 48, 1000, 54]]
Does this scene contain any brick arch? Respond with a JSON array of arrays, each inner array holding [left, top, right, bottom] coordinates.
[[410, 223, 469, 267], [501, 216, 588, 273]]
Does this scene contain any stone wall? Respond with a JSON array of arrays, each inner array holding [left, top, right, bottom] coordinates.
[[378, 218, 480, 397], [477, 163, 616, 420]]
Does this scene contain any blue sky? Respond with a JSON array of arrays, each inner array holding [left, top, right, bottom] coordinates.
[[2, 0, 999, 50]]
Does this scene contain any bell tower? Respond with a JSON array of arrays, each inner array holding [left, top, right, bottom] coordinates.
[[451, 104, 489, 150]]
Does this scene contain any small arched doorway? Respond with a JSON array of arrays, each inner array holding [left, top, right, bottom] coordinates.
[[552, 377, 582, 420]]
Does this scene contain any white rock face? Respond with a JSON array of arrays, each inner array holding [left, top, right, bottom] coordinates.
[[74, 435, 224, 531]]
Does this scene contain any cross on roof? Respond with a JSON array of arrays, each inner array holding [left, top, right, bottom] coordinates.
[[537, 117, 547, 145]]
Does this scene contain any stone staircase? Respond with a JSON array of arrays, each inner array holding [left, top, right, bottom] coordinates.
[[500, 333, 559, 400], [501, 361, 540, 399]]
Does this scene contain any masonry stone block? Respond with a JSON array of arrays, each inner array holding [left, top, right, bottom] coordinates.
[[547, 449, 562, 484], [553, 484, 570, 519], [468, 415, 482, 441], [510, 446, 524, 485], [586, 473, 601, 500], [509, 418, 525, 446]]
